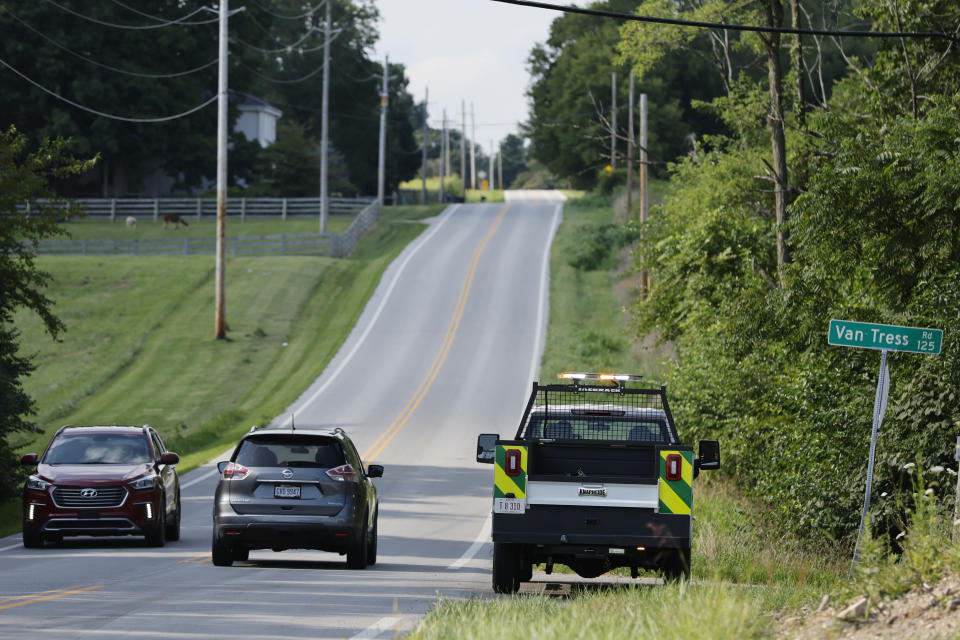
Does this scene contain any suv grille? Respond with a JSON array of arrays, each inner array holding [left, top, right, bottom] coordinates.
[[53, 486, 128, 508]]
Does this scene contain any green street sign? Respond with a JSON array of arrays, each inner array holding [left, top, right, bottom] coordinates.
[[829, 319, 942, 355]]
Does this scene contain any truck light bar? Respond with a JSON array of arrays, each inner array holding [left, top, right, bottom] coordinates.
[[558, 372, 644, 381]]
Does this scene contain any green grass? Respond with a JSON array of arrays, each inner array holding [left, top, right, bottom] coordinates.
[[2, 205, 442, 537], [539, 194, 670, 382], [58, 215, 355, 241]]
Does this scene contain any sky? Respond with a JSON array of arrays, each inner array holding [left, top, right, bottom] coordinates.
[[372, 0, 558, 155]]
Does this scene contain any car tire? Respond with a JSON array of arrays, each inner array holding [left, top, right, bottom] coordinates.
[[346, 512, 369, 569], [212, 535, 234, 567], [165, 490, 181, 542], [22, 526, 43, 549], [366, 512, 378, 566], [233, 547, 249, 562], [662, 547, 691, 581], [492, 542, 522, 594], [145, 501, 166, 547]]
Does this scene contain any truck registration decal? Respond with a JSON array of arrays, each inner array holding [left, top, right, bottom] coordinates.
[[494, 445, 527, 500], [658, 450, 693, 515]]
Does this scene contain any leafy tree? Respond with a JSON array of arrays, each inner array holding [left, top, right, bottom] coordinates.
[[499, 134, 528, 189], [0, 127, 94, 500]]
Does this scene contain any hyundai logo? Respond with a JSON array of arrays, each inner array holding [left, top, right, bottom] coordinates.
[[80, 488, 98, 498], [281, 469, 294, 480]]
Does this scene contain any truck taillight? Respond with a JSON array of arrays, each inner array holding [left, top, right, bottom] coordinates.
[[505, 449, 522, 476], [326, 464, 356, 482], [666, 454, 682, 481], [222, 462, 249, 480]]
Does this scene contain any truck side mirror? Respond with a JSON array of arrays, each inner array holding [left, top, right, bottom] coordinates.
[[698, 440, 720, 471], [476, 434, 499, 464]]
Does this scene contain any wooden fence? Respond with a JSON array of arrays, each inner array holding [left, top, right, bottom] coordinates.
[[36, 202, 379, 258], [21, 196, 374, 221]]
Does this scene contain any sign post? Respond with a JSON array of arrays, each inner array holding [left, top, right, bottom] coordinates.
[[828, 320, 943, 571]]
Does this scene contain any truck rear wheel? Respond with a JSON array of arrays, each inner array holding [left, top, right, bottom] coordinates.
[[492, 543, 523, 594], [662, 547, 691, 581]]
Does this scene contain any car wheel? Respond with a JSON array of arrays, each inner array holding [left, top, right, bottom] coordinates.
[[346, 512, 369, 569], [366, 511, 378, 566], [211, 534, 234, 567], [233, 547, 249, 562], [22, 526, 43, 549], [165, 490, 181, 541], [145, 500, 166, 547], [492, 542, 522, 594], [662, 547, 690, 582]]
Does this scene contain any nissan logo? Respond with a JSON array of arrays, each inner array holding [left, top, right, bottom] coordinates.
[[80, 488, 98, 498], [281, 469, 294, 480]]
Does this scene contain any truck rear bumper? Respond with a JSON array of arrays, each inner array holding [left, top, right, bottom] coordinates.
[[491, 504, 691, 549]]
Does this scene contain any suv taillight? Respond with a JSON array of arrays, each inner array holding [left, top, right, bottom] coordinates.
[[326, 464, 356, 482], [222, 462, 249, 480], [505, 449, 522, 476], [666, 454, 682, 481]]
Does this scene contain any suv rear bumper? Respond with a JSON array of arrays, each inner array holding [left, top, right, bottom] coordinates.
[[214, 520, 355, 551], [491, 504, 691, 549]]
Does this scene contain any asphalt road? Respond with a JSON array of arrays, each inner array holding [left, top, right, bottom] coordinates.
[[0, 194, 564, 639]]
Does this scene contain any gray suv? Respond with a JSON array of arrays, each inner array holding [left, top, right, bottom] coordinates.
[[211, 427, 383, 568]]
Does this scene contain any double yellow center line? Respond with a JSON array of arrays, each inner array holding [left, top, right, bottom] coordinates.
[[363, 204, 511, 463], [0, 585, 103, 611]]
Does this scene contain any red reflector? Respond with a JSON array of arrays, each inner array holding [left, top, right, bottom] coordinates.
[[505, 449, 522, 477], [225, 530, 240, 535], [334, 533, 348, 537], [666, 454, 682, 482]]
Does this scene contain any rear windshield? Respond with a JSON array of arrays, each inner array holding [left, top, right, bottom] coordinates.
[[235, 435, 345, 468], [44, 433, 152, 464], [524, 414, 671, 443]]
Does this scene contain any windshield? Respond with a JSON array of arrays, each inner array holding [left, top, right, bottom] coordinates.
[[524, 413, 671, 442], [235, 436, 344, 468], [44, 433, 152, 464]]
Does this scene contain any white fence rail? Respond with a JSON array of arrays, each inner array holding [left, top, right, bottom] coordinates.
[[21, 196, 374, 221], [36, 202, 379, 258]]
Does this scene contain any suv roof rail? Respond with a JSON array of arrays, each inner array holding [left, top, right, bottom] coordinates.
[[249, 425, 259, 433]]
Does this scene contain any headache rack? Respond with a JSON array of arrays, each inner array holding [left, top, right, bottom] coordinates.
[[514, 373, 678, 443]]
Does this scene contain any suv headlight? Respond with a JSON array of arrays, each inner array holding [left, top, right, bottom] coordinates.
[[130, 476, 156, 490], [26, 475, 51, 491]]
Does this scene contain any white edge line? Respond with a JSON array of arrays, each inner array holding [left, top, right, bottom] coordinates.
[[448, 513, 492, 570], [349, 616, 401, 640], [179, 467, 220, 490], [0, 540, 23, 552], [278, 204, 462, 427]]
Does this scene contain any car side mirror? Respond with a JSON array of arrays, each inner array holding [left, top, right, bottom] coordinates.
[[20, 453, 38, 466], [217, 461, 230, 473], [698, 440, 720, 471], [476, 434, 499, 464], [159, 452, 180, 465], [367, 464, 384, 478]]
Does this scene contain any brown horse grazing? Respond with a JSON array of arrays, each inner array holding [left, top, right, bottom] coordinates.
[[162, 214, 189, 229]]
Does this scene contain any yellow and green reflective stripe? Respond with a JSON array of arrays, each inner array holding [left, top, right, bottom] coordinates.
[[493, 445, 527, 499], [658, 449, 693, 515]]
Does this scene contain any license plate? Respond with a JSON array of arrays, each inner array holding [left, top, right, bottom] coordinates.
[[494, 498, 526, 514], [274, 485, 300, 499]]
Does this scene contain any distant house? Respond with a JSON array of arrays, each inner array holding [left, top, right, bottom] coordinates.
[[236, 95, 283, 148]]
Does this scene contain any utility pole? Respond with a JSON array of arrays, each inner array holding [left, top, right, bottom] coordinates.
[[214, 0, 229, 340], [318, 0, 331, 232], [420, 87, 428, 204], [443, 112, 450, 178], [440, 110, 447, 203], [498, 141, 503, 192], [460, 101, 467, 199], [489, 140, 495, 190], [610, 72, 617, 169], [625, 73, 634, 219], [639, 92, 649, 296], [470, 103, 477, 191], [377, 55, 389, 206]]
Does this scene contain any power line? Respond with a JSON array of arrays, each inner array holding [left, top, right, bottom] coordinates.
[[232, 28, 319, 54], [1, 7, 217, 79], [106, 0, 219, 26], [250, 0, 329, 20], [238, 60, 328, 84], [42, 0, 217, 30], [489, 0, 960, 44], [0, 55, 217, 123]]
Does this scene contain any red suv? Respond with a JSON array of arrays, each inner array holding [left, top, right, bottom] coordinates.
[[20, 425, 181, 548]]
